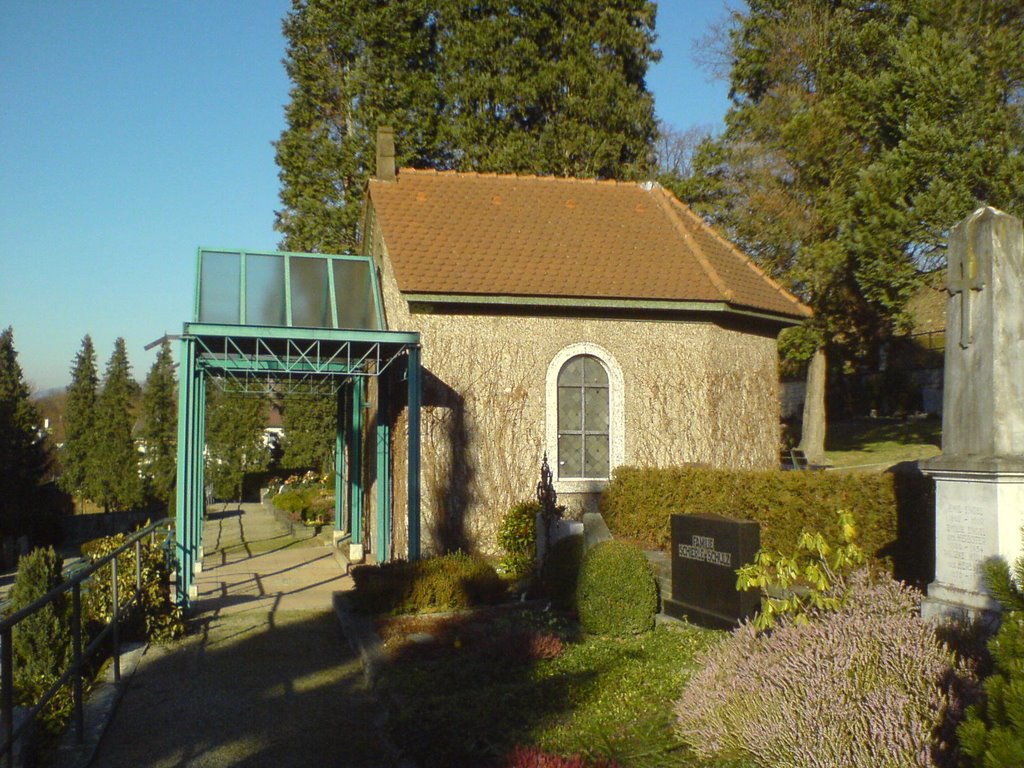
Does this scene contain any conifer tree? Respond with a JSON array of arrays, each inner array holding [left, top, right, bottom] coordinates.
[[93, 339, 143, 512], [0, 327, 48, 534], [279, 385, 335, 474], [274, 0, 660, 251], [141, 339, 177, 508], [205, 382, 269, 502], [61, 335, 99, 511], [676, 0, 1024, 372], [959, 550, 1024, 766]]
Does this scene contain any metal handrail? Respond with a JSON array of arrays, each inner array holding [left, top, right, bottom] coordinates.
[[0, 517, 174, 767]]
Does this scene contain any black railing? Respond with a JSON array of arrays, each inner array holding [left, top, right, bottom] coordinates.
[[0, 517, 174, 767]]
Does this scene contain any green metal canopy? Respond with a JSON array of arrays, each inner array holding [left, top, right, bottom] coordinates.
[[175, 249, 422, 606]]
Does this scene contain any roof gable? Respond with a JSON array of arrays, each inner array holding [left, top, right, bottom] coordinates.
[[366, 169, 810, 321]]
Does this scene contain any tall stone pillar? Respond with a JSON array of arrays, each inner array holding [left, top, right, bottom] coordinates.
[[921, 207, 1024, 620]]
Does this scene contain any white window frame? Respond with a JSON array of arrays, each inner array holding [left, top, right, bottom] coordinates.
[[545, 343, 625, 493]]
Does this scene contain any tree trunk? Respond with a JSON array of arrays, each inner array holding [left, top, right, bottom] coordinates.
[[799, 348, 827, 464]]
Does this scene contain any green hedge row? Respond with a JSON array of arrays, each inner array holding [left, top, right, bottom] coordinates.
[[599, 466, 934, 581]]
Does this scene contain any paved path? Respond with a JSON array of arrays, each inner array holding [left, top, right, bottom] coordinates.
[[91, 503, 398, 768]]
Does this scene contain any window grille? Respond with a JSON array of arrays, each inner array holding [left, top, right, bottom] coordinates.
[[556, 355, 610, 478]]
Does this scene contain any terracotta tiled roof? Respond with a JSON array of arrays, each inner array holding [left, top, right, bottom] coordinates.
[[366, 169, 810, 320]]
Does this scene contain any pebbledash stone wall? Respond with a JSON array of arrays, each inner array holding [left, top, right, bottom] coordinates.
[[365, 223, 781, 557]]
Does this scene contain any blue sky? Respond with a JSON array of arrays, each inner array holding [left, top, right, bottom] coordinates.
[[1, 1, 735, 393]]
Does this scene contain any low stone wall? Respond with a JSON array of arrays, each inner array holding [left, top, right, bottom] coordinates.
[[263, 499, 320, 540]]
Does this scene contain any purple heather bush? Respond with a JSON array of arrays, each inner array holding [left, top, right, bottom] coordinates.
[[676, 569, 975, 768]]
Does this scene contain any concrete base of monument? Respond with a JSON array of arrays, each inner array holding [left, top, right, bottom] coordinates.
[[921, 581, 1000, 626], [920, 458, 1024, 602], [662, 596, 753, 630]]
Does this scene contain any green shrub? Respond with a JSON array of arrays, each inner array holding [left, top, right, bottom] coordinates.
[[958, 553, 1024, 766], [541, 534, 584, 612], [736, 510, 865, 630], [677, 569, 974, 767], [600, 465, 899, 563], [82, 532, 184, 643], [498, 500, 540, 579], [350, 552, 506, 615], [271, 486, 333, 524], [576, 540, 657, 637], [7, 547, 72, 726]]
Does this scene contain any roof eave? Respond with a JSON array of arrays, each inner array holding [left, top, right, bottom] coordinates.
[[402, 292, 809, 327]]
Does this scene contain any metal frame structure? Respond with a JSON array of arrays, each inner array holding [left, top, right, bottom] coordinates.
[[174, 249, 422, 606]]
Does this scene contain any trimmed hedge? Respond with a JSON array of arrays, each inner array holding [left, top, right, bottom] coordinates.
[[349, 552, 506, 615], [600, 466, 910, 566]]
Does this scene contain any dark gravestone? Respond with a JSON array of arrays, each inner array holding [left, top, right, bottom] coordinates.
[[663, 514, 760, 628]]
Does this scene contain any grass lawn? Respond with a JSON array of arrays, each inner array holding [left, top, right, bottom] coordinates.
[[824, 416, 941, 470], [374, 605, 723, 768]]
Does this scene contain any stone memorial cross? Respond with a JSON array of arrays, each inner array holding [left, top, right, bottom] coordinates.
[[922, 207, 1024, 619]]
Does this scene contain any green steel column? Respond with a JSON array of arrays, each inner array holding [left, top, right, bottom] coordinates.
[[335, 384, 345, 534], [193, 372, 207, 588], [186, 363, 201, 600], [174, 337, 195, 606], [407, 346, 422, 560], [349, 378, 364, 545], [375, 377, 390, 562]]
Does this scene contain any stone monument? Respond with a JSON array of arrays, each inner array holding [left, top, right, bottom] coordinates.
[[921, 206, 1024, 620], [664, 513, 760, 628]]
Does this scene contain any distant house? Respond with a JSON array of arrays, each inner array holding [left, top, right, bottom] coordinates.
[[360, 143, 810, 555]]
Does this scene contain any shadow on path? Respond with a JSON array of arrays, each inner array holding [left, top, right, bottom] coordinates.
[[91, 503, 397, 768]]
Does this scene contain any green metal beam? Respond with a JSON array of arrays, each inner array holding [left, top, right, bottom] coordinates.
[[174, 338, 195, 606], [197, 358, 366, 375], [193, 373, 207, 589], [335, 385, 345, 534], [185, 322, 419, 346], [375, 378, 390, 563], [407, 345, 422, 560], [349, 379, 364, 546]]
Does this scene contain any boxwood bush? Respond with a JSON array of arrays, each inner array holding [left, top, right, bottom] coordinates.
[[576, 540, 657, 637], [498, 500, 540, 580], [600, 465, 906, 564]]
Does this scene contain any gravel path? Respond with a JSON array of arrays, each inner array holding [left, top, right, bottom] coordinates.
[[90, 503, 398, 768]]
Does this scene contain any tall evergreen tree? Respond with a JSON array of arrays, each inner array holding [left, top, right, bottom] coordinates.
[[93, 339, 143, 512], [676, 0, 1024, 372], [279, 385, 336, 473], [274, 0, 660, 251], [205, 382, 269, 502], [0, 327, 49, 535], [60, 335, 99, 512], [141, 339, 177, 508]]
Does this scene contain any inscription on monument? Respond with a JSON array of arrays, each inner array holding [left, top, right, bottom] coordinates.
[[678, 535, 732, 567], [939, 503, 991, 592], [664, 514, 760, 628]]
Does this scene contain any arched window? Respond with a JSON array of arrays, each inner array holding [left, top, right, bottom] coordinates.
[[557, 355, 609, 478], [545, 344, 624, 488]]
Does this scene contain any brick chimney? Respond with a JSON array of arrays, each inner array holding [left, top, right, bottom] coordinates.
[[376, 126, 396, 181]]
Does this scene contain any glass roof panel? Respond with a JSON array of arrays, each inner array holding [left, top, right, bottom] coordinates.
[[290, 256, 331, 328], [245, 253, 286, 326], [334, 259, 380, 330], [195, 249, 384, 331], [198, 251, 240, 324]]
